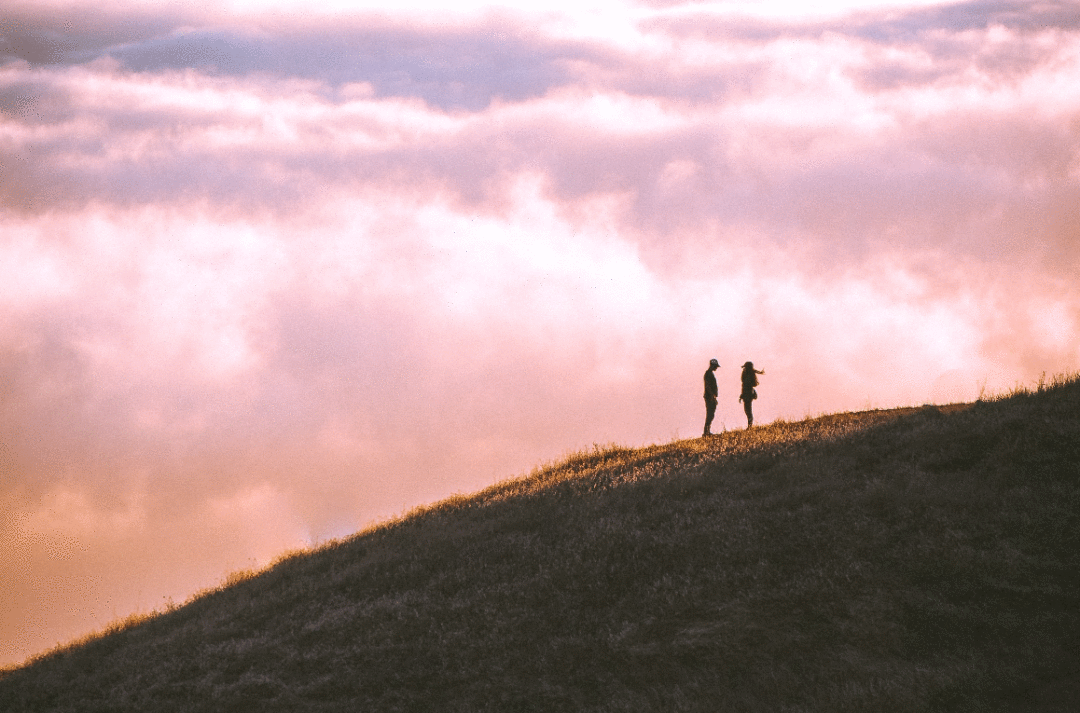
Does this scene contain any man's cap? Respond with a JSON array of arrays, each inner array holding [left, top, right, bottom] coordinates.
[[710, 358, 719, 367], [743, 361, 754, 368]]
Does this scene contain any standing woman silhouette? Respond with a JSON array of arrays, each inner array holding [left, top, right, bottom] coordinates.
[[739, 361, 765, 428]]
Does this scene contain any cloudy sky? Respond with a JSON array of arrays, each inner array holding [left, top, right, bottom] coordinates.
[[2, 0, 1078, 666]]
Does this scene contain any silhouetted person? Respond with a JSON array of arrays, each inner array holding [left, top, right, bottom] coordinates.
[[703, 358, 720, 436], [739, 361, 765, 427]]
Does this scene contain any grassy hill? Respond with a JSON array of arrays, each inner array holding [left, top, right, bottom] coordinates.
[[2, 376, 1079, 712]]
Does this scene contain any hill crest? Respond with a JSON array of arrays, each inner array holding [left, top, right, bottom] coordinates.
[[2, 378, 1079, 712]]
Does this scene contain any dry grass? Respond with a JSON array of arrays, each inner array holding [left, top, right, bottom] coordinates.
[[2, 375, 1079, 712]]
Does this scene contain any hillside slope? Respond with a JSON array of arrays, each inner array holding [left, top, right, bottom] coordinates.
[[2, 379, 1079, 712]]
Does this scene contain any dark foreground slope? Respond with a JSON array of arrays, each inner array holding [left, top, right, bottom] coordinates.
[[3, 379, 1079, 712]]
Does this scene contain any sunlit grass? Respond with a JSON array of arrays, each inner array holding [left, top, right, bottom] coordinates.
[[2, 374, 1078, 711]]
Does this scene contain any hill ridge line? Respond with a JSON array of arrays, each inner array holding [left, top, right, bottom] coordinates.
[[2, 378, 1078, 712]]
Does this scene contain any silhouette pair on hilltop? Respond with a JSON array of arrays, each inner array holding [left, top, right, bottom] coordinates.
[[703, 359, 765, 435]]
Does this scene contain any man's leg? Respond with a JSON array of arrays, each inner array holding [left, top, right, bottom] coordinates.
[[704, 398, 716, 436]]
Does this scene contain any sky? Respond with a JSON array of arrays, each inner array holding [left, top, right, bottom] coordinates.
[[2, 0, 1078, 667]]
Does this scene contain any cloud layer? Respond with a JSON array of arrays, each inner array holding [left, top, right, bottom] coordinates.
[[2, 0, 1079, 665]]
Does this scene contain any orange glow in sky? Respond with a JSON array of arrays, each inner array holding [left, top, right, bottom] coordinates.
[[2, 0, 1079, 667]]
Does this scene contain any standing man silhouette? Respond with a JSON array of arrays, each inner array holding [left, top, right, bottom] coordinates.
[[739, 361, 765, 428], [703, 358, 720, 437]]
